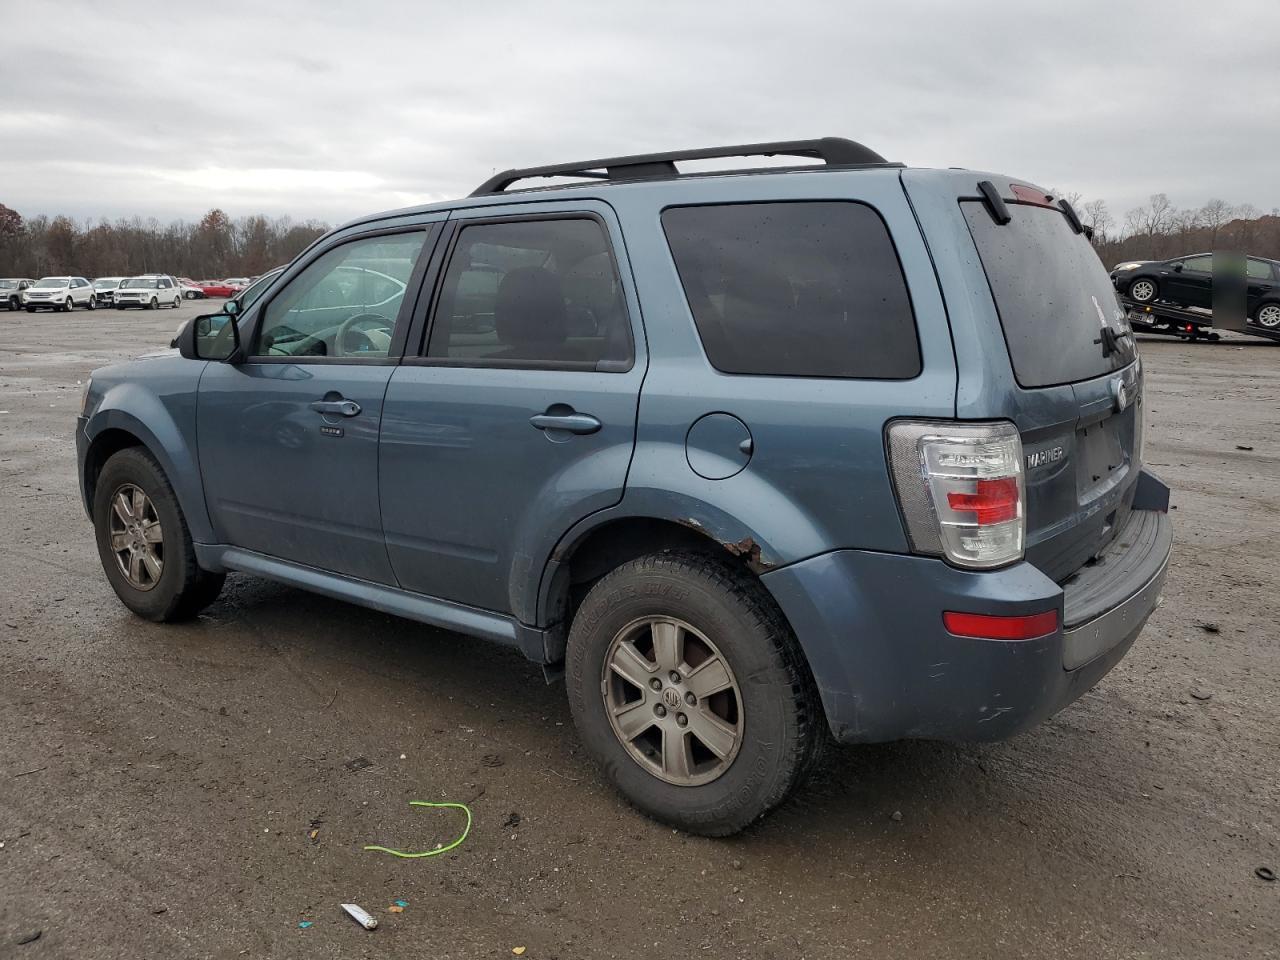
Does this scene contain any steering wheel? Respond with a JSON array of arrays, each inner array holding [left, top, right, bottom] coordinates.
[[334, 312, 393, 357]]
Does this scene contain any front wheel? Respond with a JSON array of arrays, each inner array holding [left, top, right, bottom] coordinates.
[[62, 297, 74, 312], [1128, 278, 1157, 303], [1256, 303, 1280, 329], [147, 297, 158, 310], [93, 447, 225, 621], [6, 296, 17, 311], [566, 553, 822, 836]]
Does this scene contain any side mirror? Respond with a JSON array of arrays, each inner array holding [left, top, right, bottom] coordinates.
[[224, 298, 240, 316], [1172, 263, 1184, 273], [175, 313, 241, 362]]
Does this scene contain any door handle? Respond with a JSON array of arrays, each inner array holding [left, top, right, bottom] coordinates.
[[310, 398, 362, 417], [529, 412, 602, 435]]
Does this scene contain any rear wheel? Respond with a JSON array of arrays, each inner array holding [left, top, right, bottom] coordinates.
[[87, 295, 97, 311], [92, 447, 225, 621], [566, 552, 822, 836], [1256, 303, 1280, 329], [1128, 278, 1157, 303]]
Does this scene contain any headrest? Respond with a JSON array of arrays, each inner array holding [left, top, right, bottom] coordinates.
[[495, 267, 567, 350]]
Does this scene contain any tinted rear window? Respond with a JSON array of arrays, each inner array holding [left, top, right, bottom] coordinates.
[[962, 201, 1133, 388], [662, 202, 920, 379]]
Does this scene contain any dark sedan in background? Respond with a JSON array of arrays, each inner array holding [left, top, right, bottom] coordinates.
[[1112, 253, 1280, 328]]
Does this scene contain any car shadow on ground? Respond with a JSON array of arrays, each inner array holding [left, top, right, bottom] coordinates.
[[193, 575, 1042, 825]]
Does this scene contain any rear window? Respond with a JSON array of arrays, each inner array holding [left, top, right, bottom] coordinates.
[[962, 201, 1133, 388], [662, 202, 921, 379]]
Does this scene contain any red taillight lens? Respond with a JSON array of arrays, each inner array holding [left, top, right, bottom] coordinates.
[[886, 421, 1026, 569], [943, 610, 1059, 641], [946, 477, 1020, 525]]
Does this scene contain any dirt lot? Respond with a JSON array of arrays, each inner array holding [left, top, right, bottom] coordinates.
[[1, 303, 1277, 959]]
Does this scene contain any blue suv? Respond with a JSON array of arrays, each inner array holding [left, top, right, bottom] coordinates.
[[76, 139, 1172, 835]]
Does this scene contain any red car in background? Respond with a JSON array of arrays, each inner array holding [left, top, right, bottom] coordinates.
[[198, 280, 238, 298]]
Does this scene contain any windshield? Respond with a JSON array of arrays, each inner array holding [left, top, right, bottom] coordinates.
[[237, 271, 282, 312], [93, 279, 119, 289], [33, 278, 69, 288], [121, 278, 160, 288], [962, 201, 1135, 388], [0, 280, 15, 289]]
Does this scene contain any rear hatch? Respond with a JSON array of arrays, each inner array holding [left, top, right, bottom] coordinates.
[[920, 175, 1142, 585]]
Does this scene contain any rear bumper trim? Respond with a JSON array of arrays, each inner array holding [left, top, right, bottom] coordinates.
[[1063, 542, 1169, 670]]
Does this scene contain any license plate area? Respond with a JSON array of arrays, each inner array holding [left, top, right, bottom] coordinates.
[[1075, 421, 1126, 499]]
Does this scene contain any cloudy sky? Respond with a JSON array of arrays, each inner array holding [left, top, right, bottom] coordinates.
[[1, 0, 1275, 227]]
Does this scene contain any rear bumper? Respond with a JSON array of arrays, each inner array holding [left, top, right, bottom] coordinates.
[[762, 486, 1172, 744]]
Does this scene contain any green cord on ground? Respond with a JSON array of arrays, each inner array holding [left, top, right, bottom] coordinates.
[[363, 800, 472, 859]]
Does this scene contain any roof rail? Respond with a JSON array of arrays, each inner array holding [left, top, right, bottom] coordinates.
[[469, 137, 889, 196]]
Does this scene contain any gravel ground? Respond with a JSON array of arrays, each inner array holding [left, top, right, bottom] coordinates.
[[1, 304, 1277, 959]]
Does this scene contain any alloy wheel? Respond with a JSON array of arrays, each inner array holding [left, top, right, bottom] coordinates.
[[1257, 304, 1280, 329], [601, 616, 744, 786], [1130, 279, 1156, 302], [108, 483, 164, 591]]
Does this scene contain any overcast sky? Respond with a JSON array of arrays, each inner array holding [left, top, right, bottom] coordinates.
[[1, 0, 1275, 227]]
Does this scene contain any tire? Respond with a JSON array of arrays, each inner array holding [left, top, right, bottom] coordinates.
[[6, 296, 16, 311], [1256, 302, 1280, 329], [1128, 278, 1157, 303], [147, 297, 158, 310], [172, 296, 181, 309], [566, 552, 822, 836], [184, 291, 196, 300], [87, 295, 97, 311], [92, 447, 225, 622], [62, 297, 74, 312]]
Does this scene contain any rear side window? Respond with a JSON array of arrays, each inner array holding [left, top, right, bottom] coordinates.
[[661, 202, 920, 379], [426, 217, 633, 369], [962, 201, 1133, 388], [1246, 258, 1275, 280]]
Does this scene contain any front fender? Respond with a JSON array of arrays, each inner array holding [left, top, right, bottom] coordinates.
[[84, 380, 212, 542]]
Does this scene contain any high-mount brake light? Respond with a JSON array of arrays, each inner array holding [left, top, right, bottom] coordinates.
[[886, 421, 1025, 569]]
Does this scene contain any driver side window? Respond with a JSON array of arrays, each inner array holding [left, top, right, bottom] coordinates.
[[254, 231, 427, 359]]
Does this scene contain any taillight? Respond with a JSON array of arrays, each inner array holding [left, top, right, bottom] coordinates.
[[887, 421, 1025, 569]]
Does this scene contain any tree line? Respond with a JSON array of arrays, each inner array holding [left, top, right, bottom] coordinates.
[[0, 205, 329, 280], [1051, 192, 1280, 266], [2, 193, 1279, 283]]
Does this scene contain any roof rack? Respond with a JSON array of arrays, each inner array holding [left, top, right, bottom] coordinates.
[[469, 137, 890, 196]]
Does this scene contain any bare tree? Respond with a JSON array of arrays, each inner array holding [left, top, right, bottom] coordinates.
[[1198, 199, 1233, 248], [1125, 193, 1176, 258], [1080, 199, 1113, 244]]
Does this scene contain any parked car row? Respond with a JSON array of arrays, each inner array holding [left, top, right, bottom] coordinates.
[[2, 275, 262, 311]]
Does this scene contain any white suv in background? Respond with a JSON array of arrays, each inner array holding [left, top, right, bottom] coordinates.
[[23, 277, 96, 312], [114, 275, 183, 310]]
